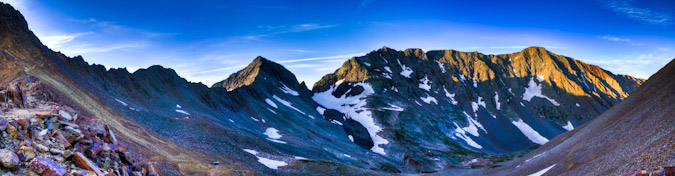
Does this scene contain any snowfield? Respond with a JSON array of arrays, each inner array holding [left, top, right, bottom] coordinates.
[[313, 82, 389, 155], [511, 118, 549, 145]]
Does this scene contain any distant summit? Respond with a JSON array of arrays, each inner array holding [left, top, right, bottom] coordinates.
[[212, 56, 301, 91]]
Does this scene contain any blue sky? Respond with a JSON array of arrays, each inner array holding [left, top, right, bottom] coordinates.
[[2, 0, 674, 86]]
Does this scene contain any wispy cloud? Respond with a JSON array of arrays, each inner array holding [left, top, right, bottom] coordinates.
[[244, 23, 336, 40], [40, 32, 94, 48], [459, 46, 564, 50], [357, 0, 374, 12], [276, 53, 364, 64], [601, 35, 630, 42], [606, 0, 672, 25], [57, 42, 146, 55], [600, 35, 641, 45]]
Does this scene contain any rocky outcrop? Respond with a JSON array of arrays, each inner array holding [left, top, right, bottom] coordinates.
[[0, 78, 150, 175]]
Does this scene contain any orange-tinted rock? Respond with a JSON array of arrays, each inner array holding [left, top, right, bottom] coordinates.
[[73, 152, 104, 176]]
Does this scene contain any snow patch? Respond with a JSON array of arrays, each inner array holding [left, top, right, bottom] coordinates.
[[452, 112, 487, 149], [272, 95, 307, 115], [472, 78, 478, 88], [494, 92, 501, 110], [175, 109, 190, 115], [397, 59, 413, 78], [251, 116, 261, 122], [471, 97, 486, 114], [348, 135, 354, 142], [316, 106, 326, 115], [528, 164, 556, 176], [436, 60, 446, 73], [576, 103, 580, 107], [382, 104, 404, 111], [294, 156, 307, 160], [459, 74, 466, 81], [443, 86, 458, 105], [511, 118, 549, 145], [343, 154, 352, 158], [264, 128, 282, 139], [176, 104, 181, 108], [420, 94, 438, 104], [115, 99, 128, 106], [280, 83, 300, 96], [331, 120, 343, 126], [418, 76, 431, 91], [562, 121, 574, 131], [523, 77, 560, 106], [243, 149, 287, 169], [363, 62, 371, 66], [383, 66, 392, 73], [265, 99, 278, 108], [313, 82, 389, 155], [335, 79, 345, 86]]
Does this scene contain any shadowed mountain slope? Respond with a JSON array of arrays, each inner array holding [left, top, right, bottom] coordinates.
[[467, 58, 675, 175]]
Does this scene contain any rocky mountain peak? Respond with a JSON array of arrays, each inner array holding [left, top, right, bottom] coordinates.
[[212, 56, 301, 91], [0, 3, 30, 35]]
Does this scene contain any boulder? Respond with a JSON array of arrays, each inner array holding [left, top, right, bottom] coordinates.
[[29, 157, 66, 176], [58, 110, 73, 121], [0, 149, 19, 168]]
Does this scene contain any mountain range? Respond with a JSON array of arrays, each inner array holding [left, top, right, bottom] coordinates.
[[2, 3, 672, 175]]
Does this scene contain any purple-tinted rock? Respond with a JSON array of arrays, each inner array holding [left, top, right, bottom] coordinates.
[[29, 157, 66, 176]]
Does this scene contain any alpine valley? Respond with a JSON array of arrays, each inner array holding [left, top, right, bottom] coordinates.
[[1, 2, 674, 176]]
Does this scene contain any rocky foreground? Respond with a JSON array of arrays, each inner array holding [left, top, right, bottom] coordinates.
[[0, 77, 152, 176]]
